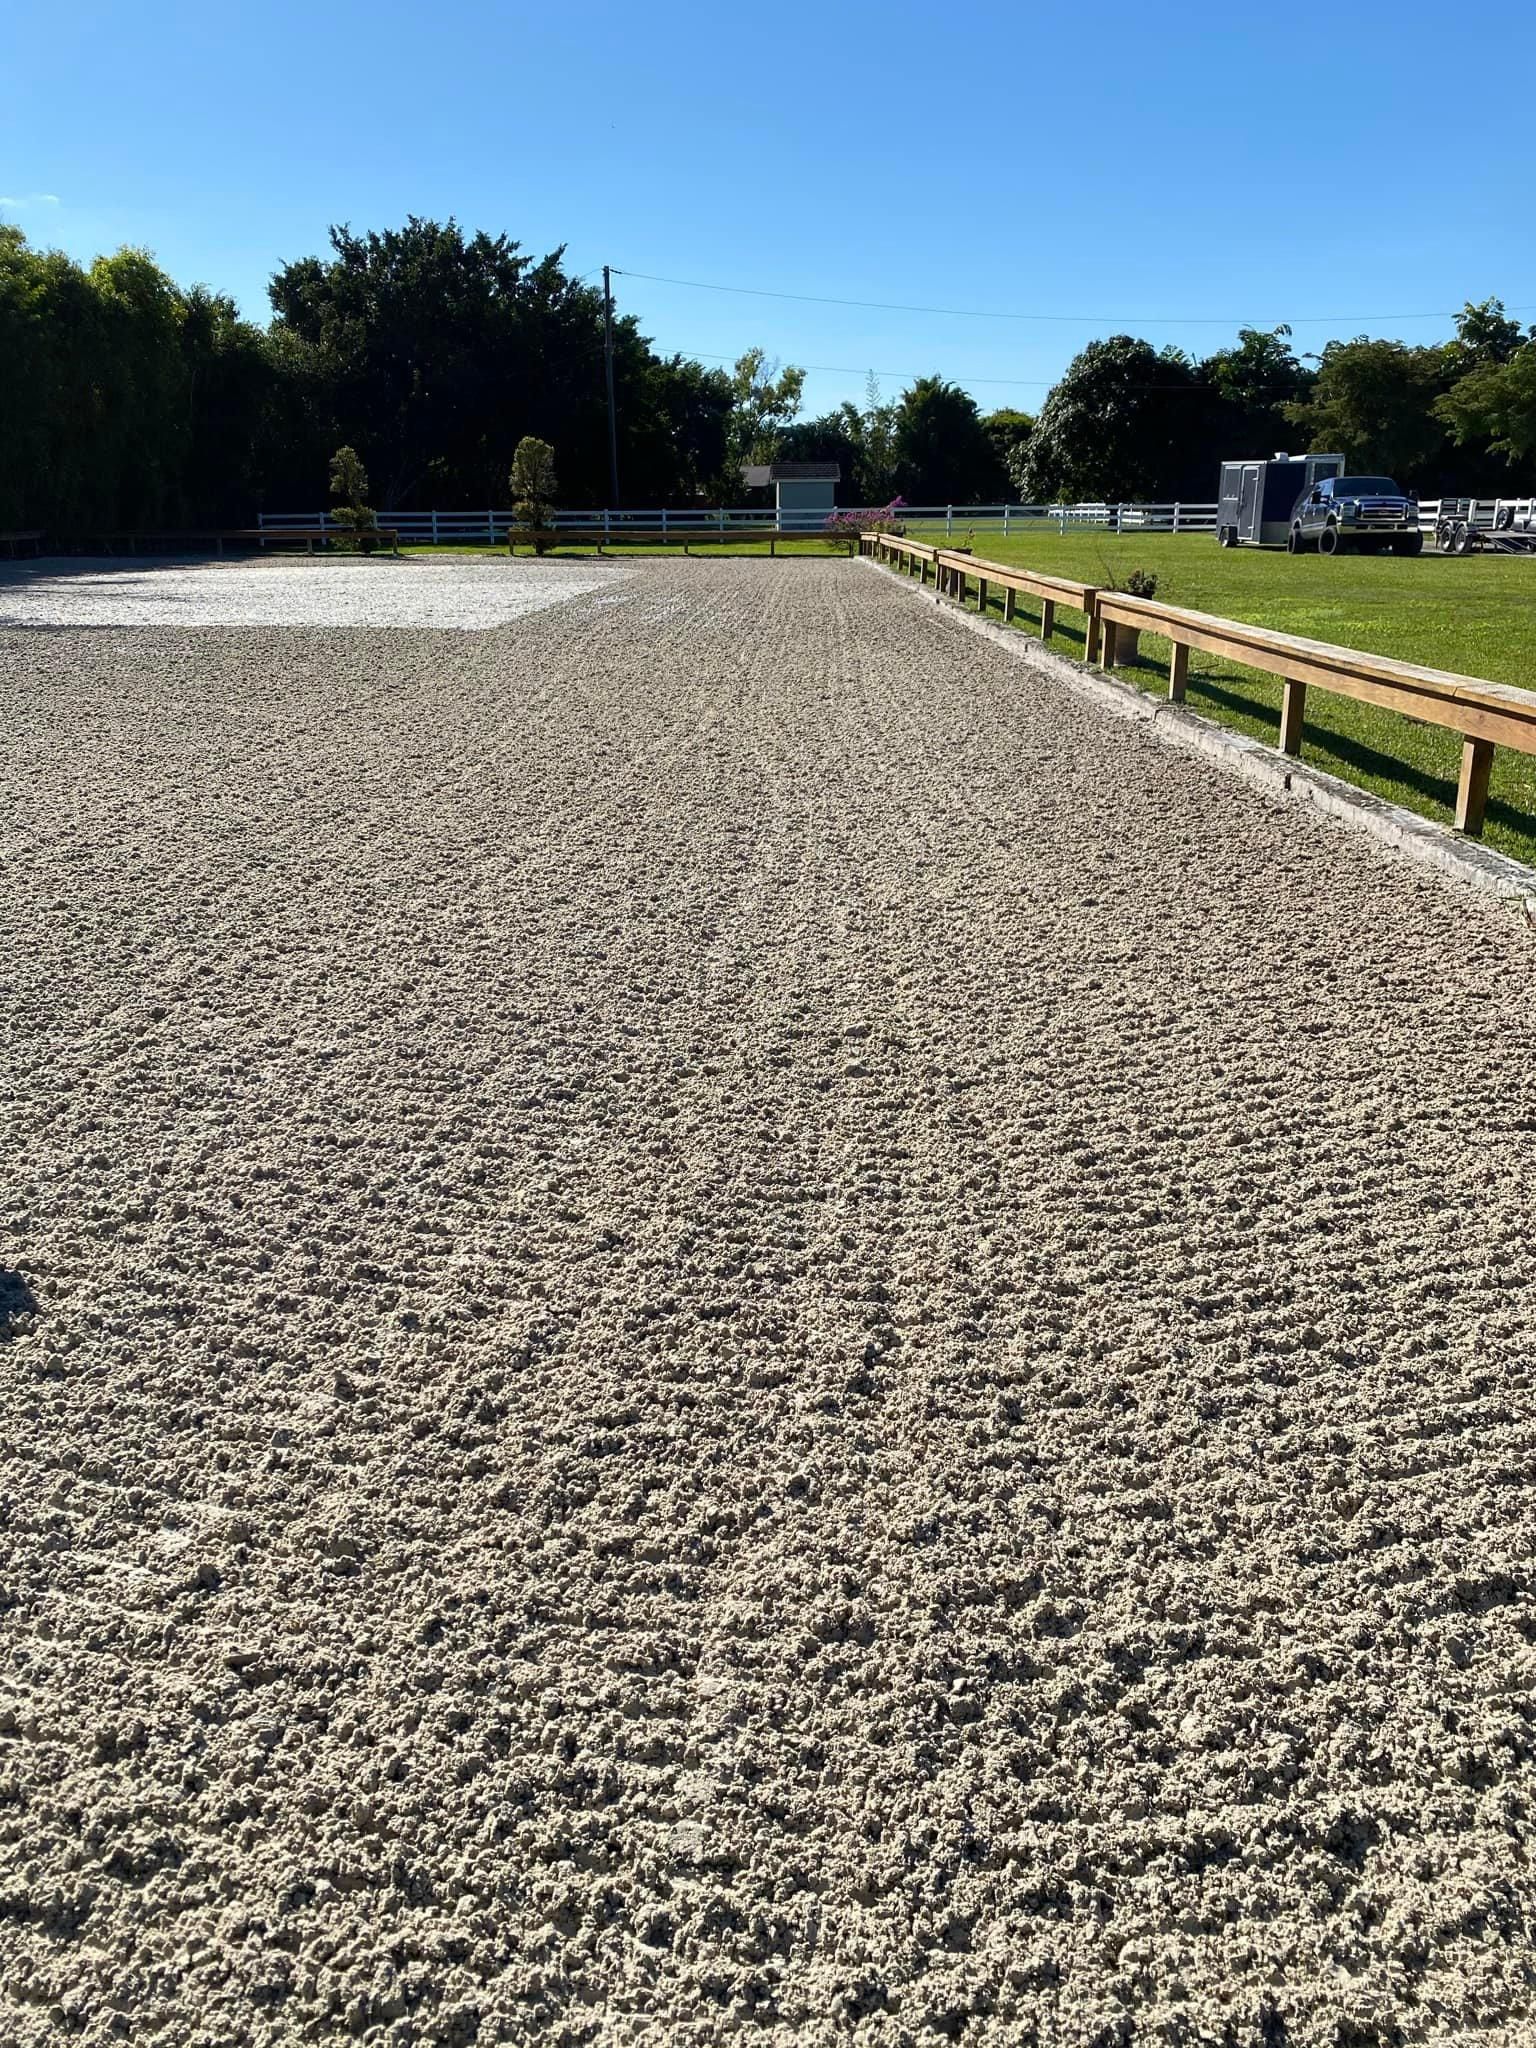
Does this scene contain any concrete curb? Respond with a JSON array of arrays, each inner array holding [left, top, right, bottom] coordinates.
[[859, 555, 1536, 924]]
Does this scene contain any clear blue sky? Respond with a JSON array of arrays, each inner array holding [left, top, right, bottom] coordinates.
[[7, 0, 1533, 419]]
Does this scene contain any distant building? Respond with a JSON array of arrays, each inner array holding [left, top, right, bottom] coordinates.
[[740, 460, 839, 532]]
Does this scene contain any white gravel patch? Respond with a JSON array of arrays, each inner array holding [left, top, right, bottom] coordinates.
[[4, 559, 1536, 2046], [0, 555, 623, 630]]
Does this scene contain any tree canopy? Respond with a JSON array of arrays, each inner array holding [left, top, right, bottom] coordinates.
[[890, 377, 1009, 502], [2, 217, 1531, 529], [1016, 338, 1212, 502]]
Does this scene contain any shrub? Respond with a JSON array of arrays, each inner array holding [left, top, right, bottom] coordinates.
[[1124, 567, 1158, 598], [327, 445, 380, 553], [510, 436, 559, 554], [822, 497, 907, 549]]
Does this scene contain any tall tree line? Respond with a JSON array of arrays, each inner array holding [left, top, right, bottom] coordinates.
[[1010, 307, 1536, 504], [3, 213, 1533, 528], [0, 218, 737, 530]]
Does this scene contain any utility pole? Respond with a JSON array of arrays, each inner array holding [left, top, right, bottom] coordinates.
[[602, 265, 620, 509]]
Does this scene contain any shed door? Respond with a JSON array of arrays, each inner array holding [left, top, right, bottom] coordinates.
[[1239, 466, 1261, 538]]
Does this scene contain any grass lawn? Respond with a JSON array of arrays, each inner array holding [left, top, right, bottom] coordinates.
[[901, 531, 1536, 867]]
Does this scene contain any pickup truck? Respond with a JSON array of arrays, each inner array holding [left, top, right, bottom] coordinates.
[[1288, 475, 1422, 556]]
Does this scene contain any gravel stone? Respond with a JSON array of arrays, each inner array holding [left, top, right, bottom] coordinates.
[[0, 555, 623, 629], [3, 556, 1536, 2046]]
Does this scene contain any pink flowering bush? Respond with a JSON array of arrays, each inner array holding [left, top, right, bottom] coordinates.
[[822, 498, 908, 548]]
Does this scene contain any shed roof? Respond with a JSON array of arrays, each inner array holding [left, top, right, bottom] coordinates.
[[738, 460, 842, 485]]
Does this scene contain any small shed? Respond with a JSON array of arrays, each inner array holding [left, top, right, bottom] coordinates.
[[741, 460, 840, 532]]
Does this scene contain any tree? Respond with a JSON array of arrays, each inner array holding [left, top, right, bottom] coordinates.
[[510, 435, 558, 550], [982, 408, 1033, 489], [1435, 300, 1536, 472], [1015, 338, 1208, 502], [0, 226, 283, 532], [1283, 337, 1452, 484], [1436, 345, 1536, 466], [891, 376, 1009, 502], [1197, 326, 1313, 459], [724, 348, 806, 474], [779, 374, 902, 504], [329, 444, 369, 503], [328, 444, 380, 549], [622, 353, 733, 504], [270, 217, 625, 509], [1445, 297, 1530, 375]]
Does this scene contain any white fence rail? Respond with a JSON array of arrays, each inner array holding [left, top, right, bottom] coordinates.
[[256, 497, 1536, 543], [256, 502, 1225, 541]]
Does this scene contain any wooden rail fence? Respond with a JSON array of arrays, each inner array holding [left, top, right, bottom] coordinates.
[[511, 526, 855, 556], [864, 532, 1102, 660], [861, 532, 1536, 840]]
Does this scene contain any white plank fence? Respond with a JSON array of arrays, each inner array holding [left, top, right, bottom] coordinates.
[[257, 497, 1536, 544]]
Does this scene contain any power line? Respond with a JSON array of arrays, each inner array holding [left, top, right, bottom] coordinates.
[[613, 267, 1531, 329], [682, 349, 1053, 388], [673, 350, 1230, 396]]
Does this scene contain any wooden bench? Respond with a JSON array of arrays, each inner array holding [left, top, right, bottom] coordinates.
[[58, 528, 399, 557], [512, 527, 855, 556], [0, 530, 44, 559], [1095, 588, 1536, 838]]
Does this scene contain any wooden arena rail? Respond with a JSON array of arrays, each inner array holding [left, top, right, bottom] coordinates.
[[862, 528, 1536, 840], [862, 532, 1097, 659], [1095, 589, 1536, 838], [514, 527, 856, 556]]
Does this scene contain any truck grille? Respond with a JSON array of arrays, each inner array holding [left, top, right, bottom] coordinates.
[[1356, 503, 1409, 524]]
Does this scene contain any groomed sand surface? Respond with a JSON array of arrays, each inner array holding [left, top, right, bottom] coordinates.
[[3, 556, 1536, 2047], [0, 556, 622, 631]]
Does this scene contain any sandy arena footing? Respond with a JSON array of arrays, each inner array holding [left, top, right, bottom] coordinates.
[[3, 556, 1535, 2046]]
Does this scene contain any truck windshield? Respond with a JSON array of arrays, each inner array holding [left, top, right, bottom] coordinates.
[[1333, 477, 1402, 496]]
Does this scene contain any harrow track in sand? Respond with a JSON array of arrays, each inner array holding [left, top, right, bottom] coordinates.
[[3, 557, 1536, 2046]]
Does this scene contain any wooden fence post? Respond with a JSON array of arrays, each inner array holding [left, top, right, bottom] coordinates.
[[1279, 679, 1307, 756], [1168, 642, 1189, 703], [977, 576, 989, 613], [1084, 607, 1102, 664], [1003, 587, 1015, 624], [1039, 598, 1056, 643], [1101, 617, 1117, 667], [1455, 736, 1495, 836]]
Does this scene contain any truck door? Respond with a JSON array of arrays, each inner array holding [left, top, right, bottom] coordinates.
[[1239, 466, 1261, 541]]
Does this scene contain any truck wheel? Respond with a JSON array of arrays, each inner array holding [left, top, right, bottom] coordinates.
[[1397, 531, 1424, 558], [1287, 527, 1304, 555], [1318, 524, 1340, 556]]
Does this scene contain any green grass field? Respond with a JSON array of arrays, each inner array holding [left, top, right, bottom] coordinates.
[[400, 531, 1536, 866], [901, 530, 1536, 866]]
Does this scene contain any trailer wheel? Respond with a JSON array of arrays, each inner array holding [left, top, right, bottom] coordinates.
[[1452, 522, 1474, 556], [1219, 525, 1237, 548], [1318, 523, 1340, 556], [1287, 526, 1304, 555]]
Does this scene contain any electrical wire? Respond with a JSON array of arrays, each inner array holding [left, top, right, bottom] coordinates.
[[681, 350, 1053, 388], [612, 267, 1531, 329]]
